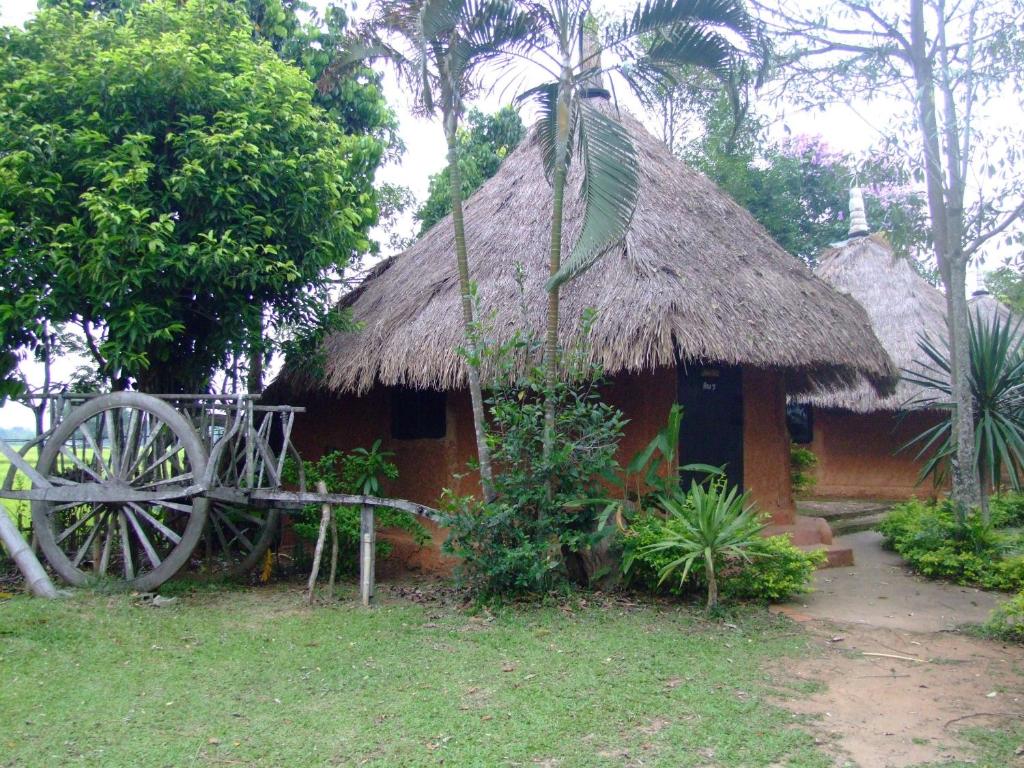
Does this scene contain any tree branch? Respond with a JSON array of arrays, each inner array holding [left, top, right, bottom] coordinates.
[[963, 200, 1024, 259]]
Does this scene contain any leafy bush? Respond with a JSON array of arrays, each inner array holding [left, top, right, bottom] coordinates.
[[721, 536, 826, 602], [623, 510, 822, 604], [984, 591, 1024, 643], [990, 493, 1024, 528], [622, 481, 822, 605], [289, 443, 429, 576], [441, 310, 626, 599], [790, 444, 818, 495], [878, 498, 1024, 592]]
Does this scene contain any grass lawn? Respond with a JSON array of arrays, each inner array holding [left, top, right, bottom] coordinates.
[[1, 585, 1021, 767], [1, 585, 834, 768]]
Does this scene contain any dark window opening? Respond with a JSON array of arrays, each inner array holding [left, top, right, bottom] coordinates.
[[786, 403, 814, 444], [390, 388, 447, 440]]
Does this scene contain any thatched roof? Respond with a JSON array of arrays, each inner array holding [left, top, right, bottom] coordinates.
[[803, 234, 948, 412], [969, 290, 1016, 326], [277, 96, 896, 398]]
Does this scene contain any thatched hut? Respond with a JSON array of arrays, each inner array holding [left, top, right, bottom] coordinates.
[[272, 94, 896, 571], [796, 194, 1017, 501], [795, 217, 948, 500]]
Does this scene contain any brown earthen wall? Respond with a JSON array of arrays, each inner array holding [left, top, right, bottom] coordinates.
[[807, 408, 945, 500], [287, 364, 795, 573], [742, 368, 796, 525]]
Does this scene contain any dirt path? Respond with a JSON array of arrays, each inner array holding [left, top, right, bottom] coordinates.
[[771, 532, 1023, 767]]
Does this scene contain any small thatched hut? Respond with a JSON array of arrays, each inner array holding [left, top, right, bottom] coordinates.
[[272, 94, 896, 570], [795, 217, 947, 499], [797, 194, 1016, 500]]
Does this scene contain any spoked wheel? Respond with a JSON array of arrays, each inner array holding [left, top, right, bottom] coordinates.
[[32, 392, 209, 591], [198, 501, 279, 578]]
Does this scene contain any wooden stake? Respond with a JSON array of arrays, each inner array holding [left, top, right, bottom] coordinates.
[[327, 510, 338, 599], [360, 503, 375, 607], [0, 511, 58, 598], [306, 480, 331, 605]]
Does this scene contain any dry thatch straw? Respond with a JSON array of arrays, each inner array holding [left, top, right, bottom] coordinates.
[[277, 96, 896, 398], [804, 237, 1021, 413], [804, 234, 948, 412], [969, 289, 1016, 327]]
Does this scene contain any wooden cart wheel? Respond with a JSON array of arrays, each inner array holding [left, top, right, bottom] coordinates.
[[32, 392, 209, 591], [199, 501, 279, 578]]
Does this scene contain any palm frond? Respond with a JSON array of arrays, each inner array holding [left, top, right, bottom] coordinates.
[[604, 0, 753, 49], [547, 98, 639, 290], [516, 82, 570, 181]]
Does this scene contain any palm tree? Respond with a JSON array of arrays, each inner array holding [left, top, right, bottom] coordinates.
[[514, 0, 759, 461], [326, 0, 536, 500]]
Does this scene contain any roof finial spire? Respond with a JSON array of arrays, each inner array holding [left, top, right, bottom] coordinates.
[[581, 20, 609, 98], [848, 187, 869, 238]]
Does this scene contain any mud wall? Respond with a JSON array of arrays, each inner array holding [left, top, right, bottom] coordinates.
[[286, 364, 795, 573], [807, 408, 944, 500]]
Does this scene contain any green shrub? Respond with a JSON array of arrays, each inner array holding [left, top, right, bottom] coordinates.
[[790, 444, 818, 495], [441, 309, 626, 599], [721, 536, 826, 602], [878, 498, 1024, 592], [288, 443, 430, 576], [984, 591, 1024, 643], [990, 493, 1024, 528], [622, 513, 822, 604]]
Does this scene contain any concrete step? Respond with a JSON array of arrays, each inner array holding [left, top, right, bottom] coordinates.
[[829, 512, 890, 536], [796, 500, 892, 520], [799, 543, 855, 568], [795, 500, 893, 537]]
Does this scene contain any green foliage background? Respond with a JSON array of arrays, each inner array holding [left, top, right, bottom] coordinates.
[[414, 107, 525, 235], [0, 0, 389, 392]]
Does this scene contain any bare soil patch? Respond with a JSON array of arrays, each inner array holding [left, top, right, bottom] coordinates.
[[769, 530, 1024, 767]]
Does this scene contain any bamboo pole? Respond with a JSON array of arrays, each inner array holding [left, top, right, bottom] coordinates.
[[306, 481, 331, 604], [0, 512, 58, 598]]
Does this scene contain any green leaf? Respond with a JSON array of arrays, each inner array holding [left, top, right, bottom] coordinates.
[[547, 100, 639, 290]]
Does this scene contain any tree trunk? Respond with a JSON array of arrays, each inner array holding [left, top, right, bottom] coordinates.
[[909, 0, 981, 521], [542, 71, 572, 475], [445, 109, 496, 502], [704, 554, 718, 611], [247, 309, 264, 395]]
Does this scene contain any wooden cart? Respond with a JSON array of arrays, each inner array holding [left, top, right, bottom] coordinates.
[[0, 391, 436, 602]]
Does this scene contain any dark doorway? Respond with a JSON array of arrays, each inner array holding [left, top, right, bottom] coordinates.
[[677, 363, 744, 490]]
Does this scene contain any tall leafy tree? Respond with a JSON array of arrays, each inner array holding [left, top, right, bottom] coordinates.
[[631, 46, 930, 267], [415, 106, 525, 235], [515, 0, 759, 461], [689, 114, 929, 267], [0, 0, 384, 392], [332, 0, 537, 501], [32, 0, 404, 394], [754, 0, 1024, 519], [985, 266, 1024, 315]]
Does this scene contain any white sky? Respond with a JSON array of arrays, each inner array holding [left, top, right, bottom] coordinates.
[[0, 0, 1008, 427]]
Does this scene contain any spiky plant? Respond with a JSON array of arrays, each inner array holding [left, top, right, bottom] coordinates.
[[904, 309, 1024, 520], [641, 481, 763, 610]]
